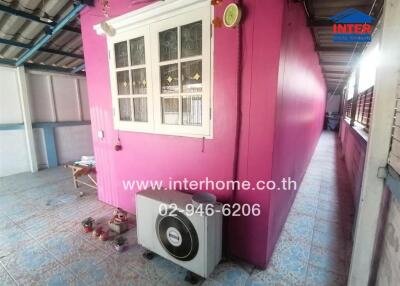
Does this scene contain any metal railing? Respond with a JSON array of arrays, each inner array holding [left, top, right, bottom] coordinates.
[[355, 86, 374, 131], [345, 99, 352, 118]]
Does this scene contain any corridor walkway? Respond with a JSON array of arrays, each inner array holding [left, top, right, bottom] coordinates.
[[0, 132, 354, 285], [247, 131, 354, 285]]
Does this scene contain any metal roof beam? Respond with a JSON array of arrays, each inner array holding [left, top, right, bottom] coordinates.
[[0, 38, 83, 59], [320, 61, 355, 66], [308, 19, 332, 27], [325, 75, 347, 79], [0, 4, 80, 34], [71, 63, 85, 73], [25, 63, 85, 75], [0, 58, 16, 66], [16, 3, 86, 66], [316, 46, 363, 53], [0, 58, 85, 75], [322, 69, 350, 74], [326, 79, 346, 83]]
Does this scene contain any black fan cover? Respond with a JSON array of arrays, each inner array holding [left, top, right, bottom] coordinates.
[[156, 209, 199, 261]]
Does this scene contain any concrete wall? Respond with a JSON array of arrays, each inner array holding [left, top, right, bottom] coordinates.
[[0, 66, 30, 177], [27, 71, 93, 168], [376, 193, 400, 286], [0, 66, 93, 177]]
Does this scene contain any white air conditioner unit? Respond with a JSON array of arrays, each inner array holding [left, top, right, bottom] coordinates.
[[136, 189, 222, 278]]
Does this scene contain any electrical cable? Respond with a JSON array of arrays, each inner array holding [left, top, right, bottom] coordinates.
[[231, 0, 243, 202]]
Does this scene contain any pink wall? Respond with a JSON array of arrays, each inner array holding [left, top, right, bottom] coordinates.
[[80, 0, 239, 212], [80, 0, 326, 269], [227, 0, 284, 267], [267, 2, 327, 260], [340, 120, 367, 210]]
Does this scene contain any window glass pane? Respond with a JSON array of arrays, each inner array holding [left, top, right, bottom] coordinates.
[[181, 60, 202, 93], [160, 64, 178, 94], [181, 21, 202, 58], [117, 71, 130, 95], [159, 28, 178, 62], [131, 68, 147, 95], [119, 98, 132, 121], [114, 41, 128, 68], [130, 37, 145, 66], [133, 97, 148, 122], [182, 95, 202, 126], [162, 97, 179, 125]]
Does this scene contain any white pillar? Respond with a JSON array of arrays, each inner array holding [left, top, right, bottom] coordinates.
[[348, 1, 400, 285], [16, 66, 38, 173]]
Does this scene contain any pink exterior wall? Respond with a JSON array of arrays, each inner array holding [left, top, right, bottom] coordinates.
[[80, 0, 326, 269], [80, 0, 239, 212], [267, 2, 327, 260], [340, 120, 367, 210]]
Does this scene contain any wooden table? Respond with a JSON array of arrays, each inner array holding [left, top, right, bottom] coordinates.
[[65, 163, 97, 190]]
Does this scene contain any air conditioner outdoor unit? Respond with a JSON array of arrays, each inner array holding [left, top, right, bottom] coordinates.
[[136, 189, 222, 278]]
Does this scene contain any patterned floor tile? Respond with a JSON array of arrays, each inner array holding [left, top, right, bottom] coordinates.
[[208, 261, 250, 286], [16, 213, 62, 240], [308, 245, 347, 274], [284, 219, 314, 242], [1, 242, 62, 284], [81, 256, 153, 286], [311, 230, 344, 251], [286, 211, 315, 227], [246, 266, 292, 286], [43, 232, 108, 276], [201, 278, 224, 286], [305, 265, 346, 286], [316, 208, 342, 223], [0, 264, 17, 286], [21, 264, 81, 286], [0, 215, 16, 232], [267, 243, 309, 285], [292, 201, 318, 217], [314, 219, 342, 237], [0, 224, 32, 258], [156, 265, 204, 286]]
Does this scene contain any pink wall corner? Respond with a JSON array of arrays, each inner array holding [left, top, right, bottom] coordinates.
[[267, 2, 327, 260]]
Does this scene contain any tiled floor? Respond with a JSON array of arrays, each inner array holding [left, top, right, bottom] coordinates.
[[0, 132, 353, 286]]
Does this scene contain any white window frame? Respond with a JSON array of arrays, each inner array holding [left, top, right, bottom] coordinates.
[[96, 0, 213, 138], [109, 26, 154, 132]]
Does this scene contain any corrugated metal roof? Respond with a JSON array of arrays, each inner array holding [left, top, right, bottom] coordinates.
[[0, 0, 384, 82], [304, 0, 384, 94], [0, 0, 83, 71]]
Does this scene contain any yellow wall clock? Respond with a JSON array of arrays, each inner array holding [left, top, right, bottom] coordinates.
[[223, 3, 242, 28]]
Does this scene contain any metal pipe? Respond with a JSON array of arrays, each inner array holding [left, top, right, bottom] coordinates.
[[16, 3, 86, 66], [25, 63, 85, 75], [71, 63, 85, 73], [0, 4, 81, 33], [0, 38, 84, 59]]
